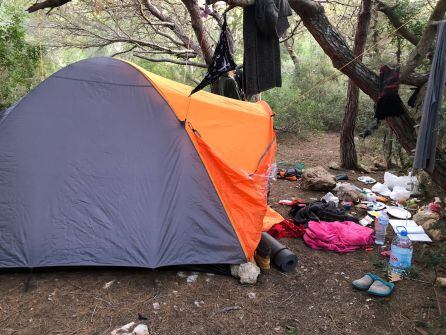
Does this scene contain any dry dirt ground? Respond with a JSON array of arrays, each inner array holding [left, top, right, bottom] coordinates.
[[1, 133, 445, 335]]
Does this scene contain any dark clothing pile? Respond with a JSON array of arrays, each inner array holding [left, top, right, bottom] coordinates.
[[218, 74, 242, 100], [234, 68, 245, 99], [374, 65, 405, 120], [277, 167, 302, 181], [289, 201, 359, 226], [243, 0, 292, 96], [191, 15, 236, 95]]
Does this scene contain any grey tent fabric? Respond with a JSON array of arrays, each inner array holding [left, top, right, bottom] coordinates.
[[413, 21, 446, 172], [0, 57, 245, 268]]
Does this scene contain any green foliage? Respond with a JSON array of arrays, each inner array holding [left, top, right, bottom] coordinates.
[[438, 314, 446, 329], [405, 265, 420, 279], [263, 36, 375, 135], [0, 1, 40, 110], [393, 0, 429, 38], [418, 241, 446, 271]]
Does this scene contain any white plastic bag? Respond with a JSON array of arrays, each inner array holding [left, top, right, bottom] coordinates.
[[371, 182, 391, 197], [390, 186, 411, 202], [321, 192, 335, 203], [384, 171, 419, 193], [384, 172, 399, 190]]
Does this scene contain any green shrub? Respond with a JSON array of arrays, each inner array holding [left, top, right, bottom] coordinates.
[[263, 35, 375, 135], [0, 1, 40, 110]]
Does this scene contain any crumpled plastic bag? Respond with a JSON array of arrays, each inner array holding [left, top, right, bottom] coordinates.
[[321, 192, 335, 203], [384, 172, 418, 193], [111, 322, 149, 335], [371, 182, 391, 197], [390, 186, 411, 202], [335, 183, 364, 202]]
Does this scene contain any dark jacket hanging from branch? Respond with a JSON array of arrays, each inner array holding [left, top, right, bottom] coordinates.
[[243, 0, 292, 96]]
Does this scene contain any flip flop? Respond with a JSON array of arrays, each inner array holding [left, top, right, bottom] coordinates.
[[352, 272, 378, 290], [367, 276, 395, 297], [358, 176, 377, 184]]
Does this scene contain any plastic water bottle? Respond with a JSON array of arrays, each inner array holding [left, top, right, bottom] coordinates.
[[389, 228, 413, 276], [374, 211, 389, 245]]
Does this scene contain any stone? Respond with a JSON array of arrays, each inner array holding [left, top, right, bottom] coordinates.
[[427, 229, 444, 242], [247, 292, 256, 299], [132, 324, 149, 335], [111, 322, 135, 335], [359, 164, 371, 174], [302, 166, 336, 191], [436, 277, 446, 288], [186, 274, 198, 284], [110, 323, 149, 335], [238, 262, 260, 284], [413, 209, 440, 226], [328, 161, 341, 170], [230, 264, 240, 278], [421, 219, 437, 231]]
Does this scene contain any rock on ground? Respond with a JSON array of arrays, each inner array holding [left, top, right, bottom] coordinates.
[[302, 166, 336, 191]]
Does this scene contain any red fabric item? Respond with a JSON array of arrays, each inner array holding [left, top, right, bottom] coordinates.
[[268, 219, 305, 239], [303, 220, 374, 253], [278, 199, 306, 206]]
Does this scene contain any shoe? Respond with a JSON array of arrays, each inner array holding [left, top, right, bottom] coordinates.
[[367, 277, 395, 297], [352, 272, 376, 290]]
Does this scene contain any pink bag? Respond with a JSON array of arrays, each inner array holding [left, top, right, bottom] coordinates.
[[303, 221, 374, 253]]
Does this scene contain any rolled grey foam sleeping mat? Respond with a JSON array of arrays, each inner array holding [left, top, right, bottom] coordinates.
[[261, 232, 298, 272]]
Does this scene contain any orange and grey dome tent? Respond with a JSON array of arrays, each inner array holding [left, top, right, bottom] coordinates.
[[0, 57, 283, 269]]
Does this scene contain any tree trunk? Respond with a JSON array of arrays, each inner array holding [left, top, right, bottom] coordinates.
[[284, 39, 298, 66], [339, 0, 372, 170], [383, 126, 394, 168], [182, 0, 219, 93]]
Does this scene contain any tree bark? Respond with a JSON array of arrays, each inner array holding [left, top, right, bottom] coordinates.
[[182, 0, 218, 93], [284, 39, 298, 66], [182, 0, 214, 65], [340, 0, 372, 170], [27, 0, 72, 13]]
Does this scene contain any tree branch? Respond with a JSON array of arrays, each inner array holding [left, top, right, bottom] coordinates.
[[111, 45, 137, 58], [182, 0, 214, 65], [400, 0, 446, 81], [140, 0, 203, 56], [206, 0, 255, 5], [375, 0, 420, 46], [27, 0, 72, 13], [134, 53, 207, 67]]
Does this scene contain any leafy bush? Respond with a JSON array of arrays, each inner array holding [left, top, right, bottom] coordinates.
[[0, 1, 39, 110], [263, 35, 375, 135]]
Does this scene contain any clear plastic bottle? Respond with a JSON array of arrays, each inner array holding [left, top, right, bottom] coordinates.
[[374, 211, 389, 245], [389, 228, 413, 276]]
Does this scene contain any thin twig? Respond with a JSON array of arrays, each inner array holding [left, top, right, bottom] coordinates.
[[433, 286, 442, 315], [279, 293, 295, 304], [90, 305, 97, 323]]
